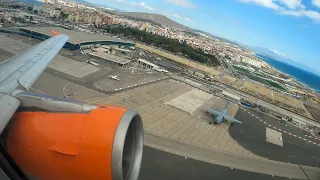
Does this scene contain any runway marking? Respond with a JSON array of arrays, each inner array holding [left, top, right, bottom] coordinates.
[[241, 109, 320, 146], [305, 135, 320, 140], [62, 82, 71, 97]]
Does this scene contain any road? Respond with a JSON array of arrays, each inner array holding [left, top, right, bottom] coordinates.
[[144, 133, 320, 180], [230, 108, 320, 167], [140, 146, 290, 180]]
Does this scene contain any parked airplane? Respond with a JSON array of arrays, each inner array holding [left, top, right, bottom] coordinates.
[[108, 75, 120, 81], [86, 60, 99, 66], [0, 34, 143, 180], [207, 108, 242, 124]]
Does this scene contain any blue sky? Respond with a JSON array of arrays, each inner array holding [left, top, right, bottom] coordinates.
[[89, 0, 320, 75]]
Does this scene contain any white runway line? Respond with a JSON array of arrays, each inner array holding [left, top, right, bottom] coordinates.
[[242, 109, 320, 146]]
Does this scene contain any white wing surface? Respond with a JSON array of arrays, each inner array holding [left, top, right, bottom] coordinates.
[[0, 34, 68, 133]]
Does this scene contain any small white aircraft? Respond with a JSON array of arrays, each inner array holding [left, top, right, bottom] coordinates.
[[108, 75, 120, 81], [86, 60, 99, 66]]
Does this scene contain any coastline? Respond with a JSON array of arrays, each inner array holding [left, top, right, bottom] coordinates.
[[254, 54, 320, 94]]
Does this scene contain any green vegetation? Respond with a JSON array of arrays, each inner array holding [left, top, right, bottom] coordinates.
[[232, 65, 250, 73], [61, 12, 69, 19], [264, 79, 286, 90], [243, 73, 267, 84], [101, 25, 219, 66], [242, 72, 286, 91]]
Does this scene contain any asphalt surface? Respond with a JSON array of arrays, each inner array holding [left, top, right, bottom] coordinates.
[[140, 146, 291, 180], [230, 108, 320, 167]]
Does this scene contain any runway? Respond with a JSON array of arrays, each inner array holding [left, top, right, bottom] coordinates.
[[230, 107, 320, 167], [140, 146, 290, 180]]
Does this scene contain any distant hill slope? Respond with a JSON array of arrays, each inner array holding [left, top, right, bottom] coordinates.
[[115, 12, 192, 31]]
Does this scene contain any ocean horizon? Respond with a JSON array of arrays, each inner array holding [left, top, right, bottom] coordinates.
[[255, 54, 320, 93]]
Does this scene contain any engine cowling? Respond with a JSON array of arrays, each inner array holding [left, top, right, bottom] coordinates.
[[6, 106, 144, 180]]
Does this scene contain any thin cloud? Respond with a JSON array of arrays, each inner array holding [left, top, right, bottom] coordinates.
[[139, 1, 155, 11], [313, 0, 320, 8], [239, 0, 281, 10], [238, 0, 320, 22], [163, 0, 196, 9], [269, 48, 295, 60], [278, 0, 304, 9], [184, 17, 195, 23], [173, 14, 181, 19], [279, 9, 320, 22]]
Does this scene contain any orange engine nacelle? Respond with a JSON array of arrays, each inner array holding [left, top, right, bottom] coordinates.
[[6, 106, 144, 180]]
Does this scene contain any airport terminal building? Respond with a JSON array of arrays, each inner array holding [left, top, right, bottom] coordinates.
[[0, 27, 135, 51]]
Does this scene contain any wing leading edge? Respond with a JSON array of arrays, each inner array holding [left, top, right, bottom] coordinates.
[[0, 34, 69, 134], [0, 34, 69, 94]]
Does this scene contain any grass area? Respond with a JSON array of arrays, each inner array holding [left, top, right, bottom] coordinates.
[[243, 72, 287, 91], [264, 79, 286, 90], [232, 65, 250, 73], [244, 73, 267, 84]]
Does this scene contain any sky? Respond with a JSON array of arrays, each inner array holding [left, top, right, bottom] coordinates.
[[89, 0, 320, 75]]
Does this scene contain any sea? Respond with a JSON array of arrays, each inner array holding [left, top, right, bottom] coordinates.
[[255, 54, 320, 93]]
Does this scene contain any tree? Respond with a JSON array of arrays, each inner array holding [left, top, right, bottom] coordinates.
[[101, 26, 219, 66], [60, 12, 69, 19]]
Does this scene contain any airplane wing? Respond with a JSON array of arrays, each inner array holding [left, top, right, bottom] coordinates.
[[207, 108, 220, 115], [0, 34, 69, 133], [224, 115, 242, 124]]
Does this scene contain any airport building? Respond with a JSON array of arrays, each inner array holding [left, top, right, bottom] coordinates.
[[137, 58, 159, 69], [0, 27, 135, 51], [88, 51, 131, 67], [137, 58, 168, 73]]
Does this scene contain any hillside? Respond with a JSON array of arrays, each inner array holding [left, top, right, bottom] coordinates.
[[115, 12, 192, 31]]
